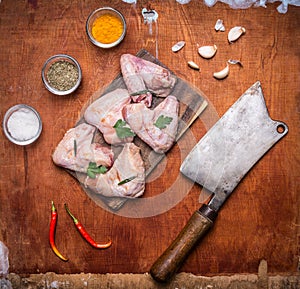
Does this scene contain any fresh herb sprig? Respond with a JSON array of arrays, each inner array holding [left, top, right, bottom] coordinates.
[[87, 162, 107, 179], [130, 90, 149, 96], [113, 119, 136, 139], [73, 139, 77, 157], [118, 176, 137, 186], [154, 115, 173, 129]]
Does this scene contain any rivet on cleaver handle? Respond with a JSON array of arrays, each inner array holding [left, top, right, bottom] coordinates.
[[150, 204, 217, 283]]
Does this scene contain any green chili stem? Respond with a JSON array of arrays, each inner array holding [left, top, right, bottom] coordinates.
[[51, 200, 55, 212], [64, 204, 78, 224]]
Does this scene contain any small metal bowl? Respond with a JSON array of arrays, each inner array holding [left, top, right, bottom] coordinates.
[[86, 7, 126, 48], [3, 104, 42, 145], [41, 54, 82, 96]]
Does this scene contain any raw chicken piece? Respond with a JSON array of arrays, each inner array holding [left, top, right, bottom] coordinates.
[[120, 54, 177, 107], [84, 88, 134, 145], [52, 123, 113, 172], [86, 143, 145, 198], [123, 95, 179, 154]]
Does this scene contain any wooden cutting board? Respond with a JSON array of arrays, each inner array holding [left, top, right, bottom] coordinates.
[[65, 49, 208, 211]]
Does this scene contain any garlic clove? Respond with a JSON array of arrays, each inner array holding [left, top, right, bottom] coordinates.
[[198, 44, 218, 59], [213, 64, 229, 79], [188, 61, 200, 70], [172, 41, 186, 52], [228, 59, 243, 67], [228, 26, 246, 43], [215, 19, 225, 32]]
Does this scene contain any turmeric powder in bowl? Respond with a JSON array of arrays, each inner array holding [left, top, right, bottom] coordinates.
[[92, 14, 123, 44], [86, 7, 126, 48]]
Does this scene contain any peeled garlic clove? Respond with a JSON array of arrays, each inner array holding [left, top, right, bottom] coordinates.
[[198, 44, 217, 59], [215, 19, 225, 32], [213, 64, 229, 79], [172, 41, 186, 52], [188, 61, 200, 70], [228, 26, 246, 43]]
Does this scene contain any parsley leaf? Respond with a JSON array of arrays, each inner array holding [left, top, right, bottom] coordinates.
[[113, 119, 136, 139], [154, 115, 173, 129], [87, 162, 107, 179]]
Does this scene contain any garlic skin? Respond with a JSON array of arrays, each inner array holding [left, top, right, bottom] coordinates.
[[228, 59, 243, 67], [172, 41, 186, 52], [228, 26, 246, 43], [188, 61, 200, 70], [213, 64, 229, 79], [215, 19, 225, 32], [198, 45, 217, 59]]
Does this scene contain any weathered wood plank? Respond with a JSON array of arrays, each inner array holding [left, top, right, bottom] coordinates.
[[0, 0, 298, 275]]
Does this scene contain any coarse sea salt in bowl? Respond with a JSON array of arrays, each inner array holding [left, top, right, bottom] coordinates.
[[2, 104, 42, 145]]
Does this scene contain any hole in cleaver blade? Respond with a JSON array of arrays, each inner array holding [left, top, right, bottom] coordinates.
[[180, 81, 288, 208]]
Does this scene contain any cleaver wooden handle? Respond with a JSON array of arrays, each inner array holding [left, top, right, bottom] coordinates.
[[150, 204, 217, 283]]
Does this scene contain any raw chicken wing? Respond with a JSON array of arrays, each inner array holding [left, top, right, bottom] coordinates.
[[52, 123, 113, 172], [123, 95, 179, 154], [84, 89, 134, 145], [120, 54, 177, 107], [86, 143, 145, 198]]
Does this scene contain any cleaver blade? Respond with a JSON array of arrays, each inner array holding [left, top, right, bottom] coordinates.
[[180, 80, 288, 211], [150, 81, 288, 283]]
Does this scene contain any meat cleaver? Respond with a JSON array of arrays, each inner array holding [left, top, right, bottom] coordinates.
[[150, 81, 288, 282]]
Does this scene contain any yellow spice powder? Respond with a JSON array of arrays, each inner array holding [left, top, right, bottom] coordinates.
[[92, 14, 123, 44]]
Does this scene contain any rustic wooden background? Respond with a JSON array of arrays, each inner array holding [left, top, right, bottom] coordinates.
[[0, 0, 299, 276]]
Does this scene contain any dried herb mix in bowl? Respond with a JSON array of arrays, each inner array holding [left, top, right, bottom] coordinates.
[[42, 54, 82, 95], [47, 60, 79, 91]]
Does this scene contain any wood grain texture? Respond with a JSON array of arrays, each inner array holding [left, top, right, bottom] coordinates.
[[0, 0, 299, 276]]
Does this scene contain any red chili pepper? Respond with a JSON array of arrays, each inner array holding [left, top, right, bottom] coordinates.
[[49, 201, 68, 261], [64, 204, 112, 249]]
